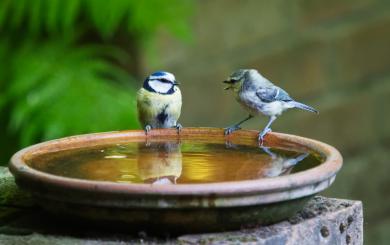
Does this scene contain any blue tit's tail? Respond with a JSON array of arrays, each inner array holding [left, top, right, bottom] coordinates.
[[290, 101, 319, 114]]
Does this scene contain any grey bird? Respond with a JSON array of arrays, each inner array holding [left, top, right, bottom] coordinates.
[[260, 146, 309, 177], [223, 69, 318, 142]]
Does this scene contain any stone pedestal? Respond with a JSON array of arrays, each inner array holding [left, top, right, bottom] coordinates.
[[0, 166, 363, 244]]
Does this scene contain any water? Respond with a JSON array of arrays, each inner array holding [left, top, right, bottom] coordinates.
[[27, 140, 324, 184]]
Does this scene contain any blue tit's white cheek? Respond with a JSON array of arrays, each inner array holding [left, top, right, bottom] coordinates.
[[149, 80, 173, 93]]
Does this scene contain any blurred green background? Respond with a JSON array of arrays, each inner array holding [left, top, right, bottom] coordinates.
[[1, 0, 390, 243], [0, 0, 193, 161]]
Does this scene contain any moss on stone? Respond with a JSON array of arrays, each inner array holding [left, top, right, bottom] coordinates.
[[0, 167, 33, 208]]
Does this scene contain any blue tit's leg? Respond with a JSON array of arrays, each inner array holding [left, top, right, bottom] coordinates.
[[144, 125, 152, 135], [174, 123, 183, 133], [225, 140, 239, 149], [258, 116, 277, 143], [224, 115, 253, 135]]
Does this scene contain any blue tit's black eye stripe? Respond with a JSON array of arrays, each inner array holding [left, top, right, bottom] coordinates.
[[148, 78, 171, 83], [159, 78, 172, 83]]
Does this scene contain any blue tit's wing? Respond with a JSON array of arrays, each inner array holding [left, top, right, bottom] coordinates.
[[256, 86, 293, 102], [137, 88, 160, 127]]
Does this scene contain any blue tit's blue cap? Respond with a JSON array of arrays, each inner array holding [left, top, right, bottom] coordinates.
[[151, 71, 167, 76], [148, 71, 176, 82]]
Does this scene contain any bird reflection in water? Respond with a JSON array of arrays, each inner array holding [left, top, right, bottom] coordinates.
[[139, 141, 306, 184], [225, 141, 309, 179], [259, 146, 309, 177], [137, 141, 182, 185], [35, 139, 315, 184]]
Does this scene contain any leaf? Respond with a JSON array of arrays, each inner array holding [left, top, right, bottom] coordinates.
[[0, 0, 194, 149], [1, 0, 193, 43], [61, 0, 80, 34], [126, 0, 193, 41], [0, 0, 11, 30], [6, 41, 139, 146], [27, 0, 42, 35], [45, 0, 61, 34], [85, 0, 130, 39], [9, 0, 26, 30]]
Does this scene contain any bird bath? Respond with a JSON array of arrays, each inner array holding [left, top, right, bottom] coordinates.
[[9, 128, 342, 233]]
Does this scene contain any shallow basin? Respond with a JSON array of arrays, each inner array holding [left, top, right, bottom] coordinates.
[[9, 128, 342, 233]]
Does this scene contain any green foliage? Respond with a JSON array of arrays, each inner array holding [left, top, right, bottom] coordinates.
[[0, 0, 193, 39], [2, 41, 139, 146], [0, 0, 193, 162]]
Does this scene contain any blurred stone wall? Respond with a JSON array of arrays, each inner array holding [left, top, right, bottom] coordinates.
[[145, 0, 390, 243]]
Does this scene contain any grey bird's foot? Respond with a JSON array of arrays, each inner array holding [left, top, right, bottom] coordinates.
[[260, 146, 277, 159], [224, 125, 241, 135], [144, 125, 152, 135], [175, 123, 183, 133], [258, 128, 272, 145]]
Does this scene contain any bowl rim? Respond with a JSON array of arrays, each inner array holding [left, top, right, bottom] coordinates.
[[9, 127, 342, 196]]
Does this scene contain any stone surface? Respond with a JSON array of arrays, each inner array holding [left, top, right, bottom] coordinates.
[[178, 196, 363, 245], [0, 166, 363, 244], [0, 167, 34, 208]]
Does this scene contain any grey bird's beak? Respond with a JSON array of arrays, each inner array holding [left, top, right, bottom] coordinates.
[[174, 81, 180, 86], [223, 80, 233, 90]]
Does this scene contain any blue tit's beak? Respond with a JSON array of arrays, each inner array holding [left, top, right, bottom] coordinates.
[[174, 81, 180, 86]]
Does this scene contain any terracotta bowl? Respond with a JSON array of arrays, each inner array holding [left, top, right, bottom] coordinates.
[[9, 128, 342, 233]]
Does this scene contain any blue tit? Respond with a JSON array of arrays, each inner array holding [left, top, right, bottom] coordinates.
[[137, 71, 182, 134], [137, 141, 182, 185], [223, 69, 318, 142]]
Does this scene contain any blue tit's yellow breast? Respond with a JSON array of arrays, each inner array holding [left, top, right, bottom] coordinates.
[[136, 88, 182, 127]]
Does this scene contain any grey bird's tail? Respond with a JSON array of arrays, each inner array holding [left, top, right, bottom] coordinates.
[[290, 101, 319, 114]]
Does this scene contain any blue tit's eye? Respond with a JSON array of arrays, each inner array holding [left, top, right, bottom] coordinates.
[[160, 78, 172, 84]]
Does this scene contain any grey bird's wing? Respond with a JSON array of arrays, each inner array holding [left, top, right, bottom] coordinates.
[[255, 86, 293, 102]]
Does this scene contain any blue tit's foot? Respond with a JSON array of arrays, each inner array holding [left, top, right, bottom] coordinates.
[[225, 140, 238, 149], [175, 123, 183, 133], [258, 128, 272, 145], [144, 125, 152, 135], [224, 125, 241, 135]]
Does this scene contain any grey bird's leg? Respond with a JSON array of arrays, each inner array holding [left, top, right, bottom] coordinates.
[[174, 123, 183, 133], [258, 116, 277, 143], [224, 115, 253, 135], [144, 125, 152, 135], [260, 146, 277, 159]]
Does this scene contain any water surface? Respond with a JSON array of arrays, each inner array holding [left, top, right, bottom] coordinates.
[[27, 140, 323, 184]]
